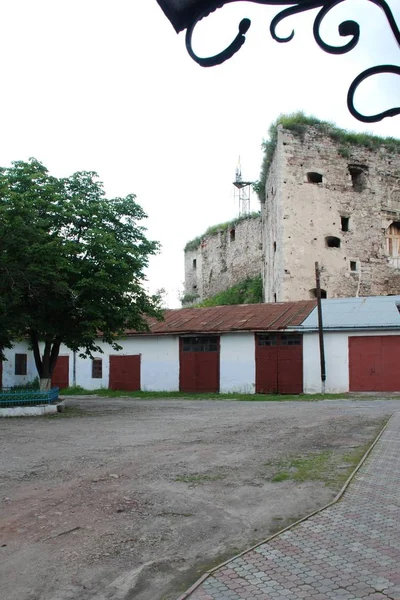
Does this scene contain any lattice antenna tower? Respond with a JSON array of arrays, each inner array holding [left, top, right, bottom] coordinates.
[[233, 157, 252, 217]]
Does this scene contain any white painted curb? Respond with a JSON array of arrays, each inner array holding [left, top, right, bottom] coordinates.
[[0, 401, 64, 417]]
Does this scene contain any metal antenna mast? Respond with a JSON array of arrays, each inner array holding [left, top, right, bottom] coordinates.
[[233, 157, 252, 217]]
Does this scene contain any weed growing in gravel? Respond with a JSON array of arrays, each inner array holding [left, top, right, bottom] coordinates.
[[265, 418, 388, 487], [175, 472, 227, 485]]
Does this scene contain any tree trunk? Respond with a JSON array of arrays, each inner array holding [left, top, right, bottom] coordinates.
[[30, 330, 62, 386], [40, 378, 51, 391]]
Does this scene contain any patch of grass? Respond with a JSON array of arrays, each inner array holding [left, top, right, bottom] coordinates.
[[266, 419, 388, 487], [198, 275, 263, 306], [60, 385, 88, 395], [59, 388, 379, 402], [271, 472, 291, 482], [254, 111, 400, 202], [175, 472, 227, 485], [184, 212, 261, 252], [270, 451, 334, 484]]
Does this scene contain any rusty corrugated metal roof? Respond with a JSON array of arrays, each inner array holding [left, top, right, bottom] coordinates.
[[126, 301, 317, 336]]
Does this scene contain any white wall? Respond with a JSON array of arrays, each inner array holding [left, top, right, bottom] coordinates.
[[2, 341, 36, 387], [73, 336, 180, 391], [303, 330, 400, 394], [219, 333, 255, 394]]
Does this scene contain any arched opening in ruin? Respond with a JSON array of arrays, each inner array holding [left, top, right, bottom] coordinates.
[[307, 172, 323, 184], [325, 236, 341, 248], [386, 222, 400, 258], [310, 288, 327, 299], [348, 165, 368, 192]]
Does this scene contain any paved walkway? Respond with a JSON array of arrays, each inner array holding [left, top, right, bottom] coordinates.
[[180, 413, 400, 600]]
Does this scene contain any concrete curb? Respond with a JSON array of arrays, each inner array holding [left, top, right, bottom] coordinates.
[[0, 400, 64, 417], [176, 413, 393, 600]]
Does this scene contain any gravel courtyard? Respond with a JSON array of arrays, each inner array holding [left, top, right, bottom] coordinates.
[[0, 397, 398, 600]]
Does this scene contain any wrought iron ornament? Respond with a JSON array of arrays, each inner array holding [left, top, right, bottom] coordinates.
[[180, 0, 400, 123]]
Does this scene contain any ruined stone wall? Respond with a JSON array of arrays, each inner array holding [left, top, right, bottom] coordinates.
[[263, 125, 400, 302], [183, 216, 262, 303]]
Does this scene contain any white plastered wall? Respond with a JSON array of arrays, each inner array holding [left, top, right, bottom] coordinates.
[[2, 341, 36, 387], [303, 330, 400, 393], [73, 336, 180, 391], [219, 333, 255, 393]]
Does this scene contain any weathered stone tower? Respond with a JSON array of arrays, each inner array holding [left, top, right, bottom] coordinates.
[[183, 214, 262, 304], [263, 124, 400, 302]]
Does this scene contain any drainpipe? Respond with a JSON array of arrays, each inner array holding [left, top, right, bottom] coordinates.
[[315, 262, 326, 393], [73, 351, 77, 387]]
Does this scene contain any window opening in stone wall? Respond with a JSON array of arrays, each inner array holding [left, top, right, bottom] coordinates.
[[307, 172, 323, 184], [310, 288, 327, 299], [386, 222, 400, 258], [192, 259, 197, 269], [348, 165, 367, 192], [15, 353, 27, 375], [341, 216, 350, 232], [92, 359, 102, 379], [230, 228, 236, 242], [273, 241, 276, 252], [350, 261, 357, 272], [325, 236, 341, 248]]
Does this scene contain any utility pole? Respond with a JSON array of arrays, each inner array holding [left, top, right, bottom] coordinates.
[[315, 262, 326, 393]]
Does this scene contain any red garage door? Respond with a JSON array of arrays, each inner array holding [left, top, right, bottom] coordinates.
[[179, 336, 219, 393], [349, 336, 400, 392], [51, 356, 69, 390], [256, 333, 303, 394], [109, 355, 141, 391]]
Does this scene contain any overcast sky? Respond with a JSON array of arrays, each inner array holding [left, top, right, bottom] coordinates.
[[0, 1, 399, 307]]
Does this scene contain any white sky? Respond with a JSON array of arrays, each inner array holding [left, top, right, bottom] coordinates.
[[0, 1, 399, 307]]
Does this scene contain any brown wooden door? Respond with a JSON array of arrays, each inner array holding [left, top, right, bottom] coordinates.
[[349, 336, 400, 392], [179, 337, 219, 393], [51, 356, 69, 390], [256, 334, 303, 394], [109, 355, 141, 391], [278, 334, 303, 394], [255, 334, 278, 393]]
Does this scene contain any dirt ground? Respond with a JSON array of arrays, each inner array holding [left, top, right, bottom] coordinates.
[[0, 397, 398, 600]]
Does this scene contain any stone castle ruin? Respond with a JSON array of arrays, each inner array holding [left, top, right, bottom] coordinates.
[[183, 213, 262, 304], [184, 117, 400, 304]]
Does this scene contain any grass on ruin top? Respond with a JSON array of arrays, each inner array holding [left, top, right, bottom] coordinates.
[[254, 111, 400, 202], [184, 211, 260, 252]]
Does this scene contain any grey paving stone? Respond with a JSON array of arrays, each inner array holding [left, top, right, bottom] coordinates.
[[182, 413, 400, 600]]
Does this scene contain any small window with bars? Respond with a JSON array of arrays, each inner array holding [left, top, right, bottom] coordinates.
[[257, 334, 278, 346], [92, 358, 103, 378], [182, 336, 219, 352], [280, 334, 302, 346], [15, 353, 27, 375]]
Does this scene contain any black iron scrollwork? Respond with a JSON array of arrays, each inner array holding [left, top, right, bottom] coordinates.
[[185, 0, 400, 122]]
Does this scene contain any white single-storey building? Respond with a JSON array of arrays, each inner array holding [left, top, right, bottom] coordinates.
[[2, 296, 400, 394]]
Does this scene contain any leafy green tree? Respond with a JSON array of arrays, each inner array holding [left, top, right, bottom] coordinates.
[[0, 159, 161, 388]]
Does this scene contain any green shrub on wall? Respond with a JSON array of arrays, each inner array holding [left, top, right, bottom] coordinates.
[[198, 275, 263, 307]]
